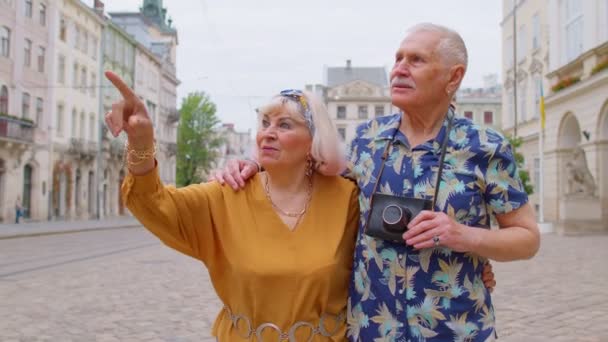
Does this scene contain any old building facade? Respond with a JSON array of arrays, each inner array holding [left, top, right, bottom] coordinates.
[[501, 0, 608, 230]]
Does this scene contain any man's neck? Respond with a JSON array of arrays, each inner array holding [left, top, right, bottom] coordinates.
[[399, 103, 450, 147]]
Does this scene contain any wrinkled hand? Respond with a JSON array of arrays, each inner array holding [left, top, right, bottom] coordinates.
[[482, 262, 496, 293], [403, 211, 477, 252], [207, 159, 259, 190]]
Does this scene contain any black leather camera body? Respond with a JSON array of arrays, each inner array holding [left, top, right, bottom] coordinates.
[[365, 194, 433, 242]]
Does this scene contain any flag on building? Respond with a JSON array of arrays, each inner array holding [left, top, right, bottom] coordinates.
[[539, 82, 546, 130]]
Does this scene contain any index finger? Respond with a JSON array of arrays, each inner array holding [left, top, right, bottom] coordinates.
[[407, 210, 435, 229], [105, 70, 137, 101]]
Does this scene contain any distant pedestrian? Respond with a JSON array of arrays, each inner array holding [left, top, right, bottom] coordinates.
[[15, 196, 22, 224]]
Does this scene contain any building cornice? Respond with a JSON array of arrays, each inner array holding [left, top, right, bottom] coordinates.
[[546, 41, 608, 79]]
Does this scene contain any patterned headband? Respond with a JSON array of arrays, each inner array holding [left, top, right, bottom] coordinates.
[[279, 89, 315, 135]]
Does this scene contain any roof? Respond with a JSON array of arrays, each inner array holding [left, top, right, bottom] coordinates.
[[326, 61, 388, 88]]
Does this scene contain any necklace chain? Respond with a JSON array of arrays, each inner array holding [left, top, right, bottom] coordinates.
[[264, 174, 313, 218]]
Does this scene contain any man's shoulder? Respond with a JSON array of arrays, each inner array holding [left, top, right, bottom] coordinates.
[[452, 118, 509, 154], [353, 113, 401, 141]]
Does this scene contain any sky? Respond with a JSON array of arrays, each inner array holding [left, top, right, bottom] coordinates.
[[97, 0, 504, 133]]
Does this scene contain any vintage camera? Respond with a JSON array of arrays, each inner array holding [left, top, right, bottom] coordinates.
[[365, 193, 433, 242]]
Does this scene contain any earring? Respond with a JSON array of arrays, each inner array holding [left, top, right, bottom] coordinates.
[[305, 153, 314, 177]]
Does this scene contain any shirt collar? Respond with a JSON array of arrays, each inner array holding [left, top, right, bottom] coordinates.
[[374, 108, 455, 150]]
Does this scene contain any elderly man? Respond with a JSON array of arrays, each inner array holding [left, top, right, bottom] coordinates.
[[213, 23, 539, 341]]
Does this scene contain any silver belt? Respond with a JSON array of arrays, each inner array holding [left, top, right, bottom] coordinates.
[[222, 306, 345, 341]]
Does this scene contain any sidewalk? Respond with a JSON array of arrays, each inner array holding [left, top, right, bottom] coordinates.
[[0, 216, 142, 239]]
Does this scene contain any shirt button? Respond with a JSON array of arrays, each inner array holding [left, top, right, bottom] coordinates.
[[398, 254, 403, 259], [399, 289, 404, 294]]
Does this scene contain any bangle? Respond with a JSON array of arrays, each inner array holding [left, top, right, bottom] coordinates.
[[124, 141, 156, 167]]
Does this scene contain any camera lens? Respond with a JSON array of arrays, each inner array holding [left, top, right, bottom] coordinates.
[[382, 205, 412, 232]]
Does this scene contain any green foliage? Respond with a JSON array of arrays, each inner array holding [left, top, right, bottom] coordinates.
[[591, 59, 608, 75], [550, 76, 580, 93], [507, 136, 534, 195], [176, 92, 224, 187]]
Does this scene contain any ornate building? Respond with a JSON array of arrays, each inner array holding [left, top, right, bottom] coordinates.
[[317, 60, 395, 144], [501, 0, 608, 232], [109, 0, 179, 186], [49, 0, 104, 220], [0, 0, 52, 222]]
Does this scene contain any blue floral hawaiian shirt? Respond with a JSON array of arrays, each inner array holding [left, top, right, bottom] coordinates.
[[345, 111, 528, 342]]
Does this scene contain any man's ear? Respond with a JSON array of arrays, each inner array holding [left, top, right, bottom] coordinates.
[[446, 64, 466, 94]]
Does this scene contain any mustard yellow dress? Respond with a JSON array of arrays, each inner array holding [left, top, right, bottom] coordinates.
[[122, 168, 359, 341]]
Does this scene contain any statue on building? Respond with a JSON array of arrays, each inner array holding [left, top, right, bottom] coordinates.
[[565, 146, 597, 198]]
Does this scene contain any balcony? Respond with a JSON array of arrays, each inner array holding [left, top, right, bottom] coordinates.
[[166, 109, 180, 124], [69, 138, 97, 160], [547, 41, 608, 96], [0, 115, 34, 144]]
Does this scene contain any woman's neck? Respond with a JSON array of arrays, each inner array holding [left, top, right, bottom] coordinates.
[[263, 166, 310, 195]]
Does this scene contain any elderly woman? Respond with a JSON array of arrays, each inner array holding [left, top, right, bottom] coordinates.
[[105, 70, 358, 341], [213, 23, 539, 342]]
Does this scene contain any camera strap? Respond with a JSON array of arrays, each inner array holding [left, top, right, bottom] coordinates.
[[368, 111, 454, 212]]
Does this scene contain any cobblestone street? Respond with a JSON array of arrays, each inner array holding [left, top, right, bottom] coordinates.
[[0, 228, 606, 341]]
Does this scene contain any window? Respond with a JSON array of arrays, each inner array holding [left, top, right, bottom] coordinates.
[[81, 67, 87, 93], [91, 37, 97, 60], [80, 111, 85, 138], [71, 109, 77, 136], [532, 13, 540, 51], [464, 111, 473, 120], [56, 104, 64, 135], [484, 111, 494, 125], [39, 3, 46, 26], [375, 105, 384, 117], [58, 55, 65, 84], [517, 25, 527, 62], [358, 105, 368, 119], [24, 39, 31, 66], [563, 0, 584, 63], [519, 83, 527, 122], [73, 63, 78, 87], [22, 92, 30, 118], [0, 26, 9, 57], [89, 114, 95, 140], [37, 46, 45, 72], [336, 105, 346, 119], [24, 0, 32, 17], [35, 97, 42, 124], [83, 31, 88, 54], [337, 127, 346, 140], [146, 101, 156, 123], [74, 26, 80, 49], [59, 17, 66, 41], [136, 63, 143, 84], [0, 85, 8, 114], [90, 73, 96, 97]]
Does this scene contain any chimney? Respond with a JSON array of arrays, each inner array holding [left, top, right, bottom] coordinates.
[[93, 0, 105, 17], [346, 59, 352, 69]]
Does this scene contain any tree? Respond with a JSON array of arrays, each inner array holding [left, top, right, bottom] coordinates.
[[507, 136, 534, 195], [176, 92, 224, 187]]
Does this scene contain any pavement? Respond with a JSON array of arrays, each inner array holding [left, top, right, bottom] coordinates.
[[0, 216, 142, 239]]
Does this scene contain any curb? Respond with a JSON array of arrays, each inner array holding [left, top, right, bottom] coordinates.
[[0, 223, 142, 240]]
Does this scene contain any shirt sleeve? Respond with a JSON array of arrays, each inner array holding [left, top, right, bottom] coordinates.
[[483, 139, 529, 215], [121, 166, 223, 265]]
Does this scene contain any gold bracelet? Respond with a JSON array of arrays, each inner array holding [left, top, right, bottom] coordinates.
[[124, 141, 156, 167]]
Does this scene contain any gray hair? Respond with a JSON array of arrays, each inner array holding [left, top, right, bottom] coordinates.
[[406, 23, 468, 71]]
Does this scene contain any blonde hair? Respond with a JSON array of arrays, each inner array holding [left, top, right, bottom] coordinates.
[[256, 91, 346, 176]]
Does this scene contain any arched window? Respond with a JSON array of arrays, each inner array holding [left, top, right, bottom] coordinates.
[[0, 85, 8, 114]]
